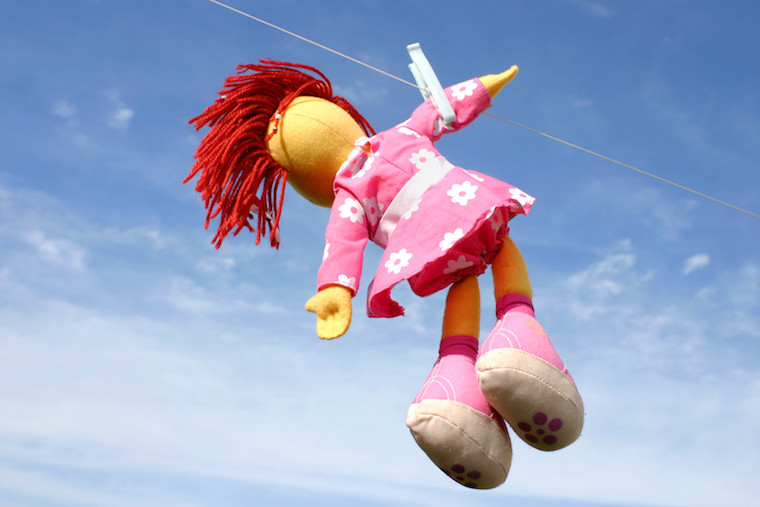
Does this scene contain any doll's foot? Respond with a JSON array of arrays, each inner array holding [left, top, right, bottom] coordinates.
[[406, 335, 512, 489], [476, 294, 584, 451]]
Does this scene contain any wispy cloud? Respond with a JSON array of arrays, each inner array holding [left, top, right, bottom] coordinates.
[[52, 99, 77, 119], [578, 178, 696, 241], [3, 2, 759, 505], [4, 231, 757, 507], [641, 77, 760, 186], [50, 98, 97, 151], [104, 90, 135, 130], [532, 239, 760, 506], [683, 253, 710, 274], [565, 0, 613, 18], [333, 80, 389, 108], [2, 173, 759, 507], [24, 230, 87, 271]]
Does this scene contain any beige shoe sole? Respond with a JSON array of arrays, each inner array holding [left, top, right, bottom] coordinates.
[[406, 399, 512, 489], [477, 349, 584, 451]]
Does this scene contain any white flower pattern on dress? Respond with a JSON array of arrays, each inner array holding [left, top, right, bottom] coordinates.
[[363, 196, 385, 226], [352, 156, 374, 179], [398, 126, 420, 138], [339, 197, 365, 224], [323, 242, 330, 261], [447, 180, 478, 206], [451, 80, 478, 101], [409, 149, 437, 170], [443, 255, 475, 275], [338, 274, 357, 289], [464, 170, 485, 182], [385, 248, 413, 275], [489, 207, 505, 231], [509, 187, 535, 207], [339, 147, 366, 177], [439, 228, 464, 252], [402, 198, 422, 220]]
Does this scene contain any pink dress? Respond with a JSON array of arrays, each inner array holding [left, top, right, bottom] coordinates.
[[317, 78, 535, 318]]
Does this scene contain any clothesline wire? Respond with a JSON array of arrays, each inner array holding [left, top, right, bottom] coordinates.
[[206, 0, 760, 220], [206, 0, 419, 89], [485, 113, 760, 218]]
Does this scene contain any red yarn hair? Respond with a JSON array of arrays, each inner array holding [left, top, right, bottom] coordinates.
[[185, 60, 375, 248]]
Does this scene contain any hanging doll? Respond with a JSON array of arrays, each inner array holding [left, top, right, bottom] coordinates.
[[185, 60, 584, 489]]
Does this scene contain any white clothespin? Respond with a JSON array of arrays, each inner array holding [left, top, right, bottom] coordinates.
[[407, 43, 456, 126]]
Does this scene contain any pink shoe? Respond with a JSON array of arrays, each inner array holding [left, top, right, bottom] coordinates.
[[406, 335, 512, 489], [476, 294, 584, 451]]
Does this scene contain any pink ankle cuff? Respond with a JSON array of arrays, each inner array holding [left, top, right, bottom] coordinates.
[[495, 293, 534, 320], [440, 335, 478, 358]]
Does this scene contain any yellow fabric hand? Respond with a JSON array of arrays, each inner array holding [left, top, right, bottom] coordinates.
[[305, 285, 353, 339], [479, 66, 519, 99]]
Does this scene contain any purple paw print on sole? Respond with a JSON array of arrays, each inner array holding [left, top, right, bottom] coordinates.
[[517, 412, 563, 446], [442, 463, 483, 489]]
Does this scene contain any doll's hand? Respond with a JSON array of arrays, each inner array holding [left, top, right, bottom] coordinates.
[[305, 285, 353, 340], [479, 66, 519, 99]]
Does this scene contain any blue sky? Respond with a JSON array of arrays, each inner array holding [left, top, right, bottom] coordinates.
[[1, 1, 759, 506]]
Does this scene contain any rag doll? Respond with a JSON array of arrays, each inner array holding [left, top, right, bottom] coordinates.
[[185, 59, 584, 489]]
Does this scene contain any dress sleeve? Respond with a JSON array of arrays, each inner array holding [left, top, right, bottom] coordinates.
[[404, 78, 492, 142], [316, 186, 369, 296]]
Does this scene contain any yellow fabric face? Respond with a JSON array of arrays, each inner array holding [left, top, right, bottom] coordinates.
[[266, 96, 365, 208]]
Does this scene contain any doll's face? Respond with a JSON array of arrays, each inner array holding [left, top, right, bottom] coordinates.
[[266, 96, 365, 207]]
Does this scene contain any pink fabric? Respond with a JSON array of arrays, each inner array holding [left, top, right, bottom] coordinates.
[[414, 335, 504, 425], [479, 294, 573, 382], [316, 78, 535, 318], [495, 292, 535, 318]]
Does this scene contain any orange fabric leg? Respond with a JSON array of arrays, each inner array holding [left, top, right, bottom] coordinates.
[[442, 275, 480, 339], [492, 237, 533, 302]]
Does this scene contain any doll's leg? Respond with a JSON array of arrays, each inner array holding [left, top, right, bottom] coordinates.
[[477, 237, 584, 451], [406, 275, 512, 489]]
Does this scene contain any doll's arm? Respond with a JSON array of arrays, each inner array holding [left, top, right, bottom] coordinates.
[[405, 66, 518, 140], [305, 285, 353, 339], [309, 186, 367, 339]]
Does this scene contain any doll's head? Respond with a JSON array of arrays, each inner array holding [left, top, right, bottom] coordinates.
[[185, 60, 375, 248]]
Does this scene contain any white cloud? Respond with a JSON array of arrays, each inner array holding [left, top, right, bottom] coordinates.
[[565, 251, 636, 296], [50, 100, 97, 152], [554, 241, 652, 322], [194, 256, 236, 273], [52, 99, 77, 119], [572, 98, 594, 108], [575, 179, 695, 241], [101, 226, 166, 249], [0, 297, 439, 505], [2, 175, 760, 507], [333, 79, 389, 106], [109, 107, 135, 129], [25, 230, 87, 271], [531, 241, 760, 507], [565, 0, 613, 18], [104, 90, 135, 130], [3, 240, 758, 507], [684, 253, 710, 274], [641, 78, 758, 178], [696, 286, 717, 301]]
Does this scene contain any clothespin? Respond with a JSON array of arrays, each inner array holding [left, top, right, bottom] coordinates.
[[407, 43, 457, 126]]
